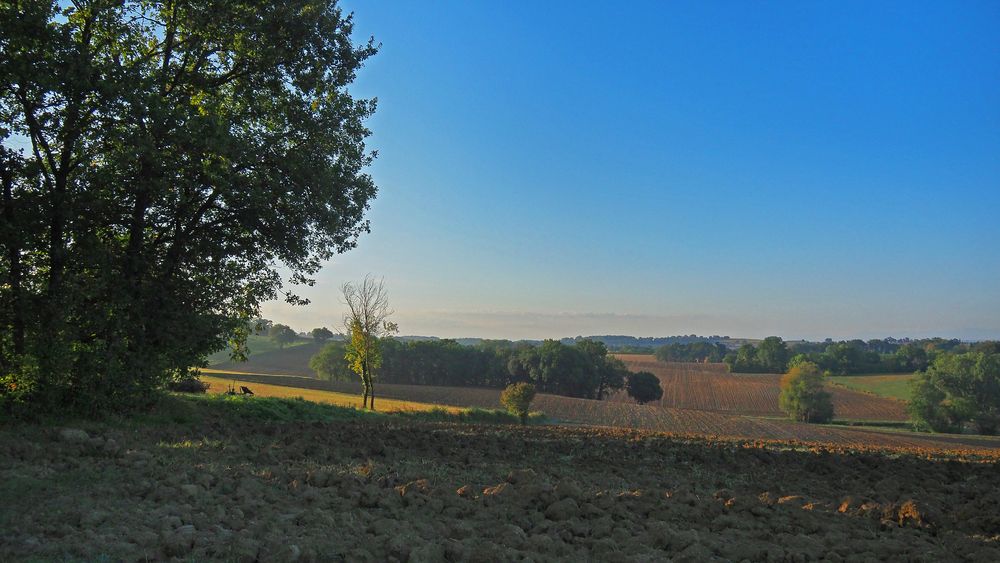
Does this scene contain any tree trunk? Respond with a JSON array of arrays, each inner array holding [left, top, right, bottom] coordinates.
[[370, 383, 376, 412], [0, 160, 24, 356]]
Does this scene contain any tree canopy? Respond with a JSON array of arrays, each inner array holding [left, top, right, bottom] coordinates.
[[309, 341, 352, 382], [909, 351, 1000, 434], [310, 337, 629, 400], [626, 371, 663, 405], [724, 337, 984, 376], [0, 0, 378, 415], [778, 361, 834, 423], [655, 341, 728, 363], [310, 327, 335, 343], [500, 383, 536, 424], [268, 324, 298, 349]]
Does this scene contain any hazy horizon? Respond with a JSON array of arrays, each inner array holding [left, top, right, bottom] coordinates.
[[262, 302, 999, 343], [262, 0, 1000, 342]]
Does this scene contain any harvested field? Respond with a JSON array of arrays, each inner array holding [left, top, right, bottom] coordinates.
[[2, 400, 1000, 561], [205, 371, 1000, 456], [613, 356, 909, 422], [199, 376, 459, 414]]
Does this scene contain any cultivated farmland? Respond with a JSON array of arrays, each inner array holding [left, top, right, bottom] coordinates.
[[204, 370, 1000, 457], [612, 355, 909, 421]]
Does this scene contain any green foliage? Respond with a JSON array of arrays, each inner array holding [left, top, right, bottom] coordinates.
[[341, 276, 396, 410], [779, 362, 834, 423], [786, 353, 813, 370], [757, 337, 791, 373], [891, 344, 930, 372], [613, 345, 655, 354], [500, 383, 537, 424], [370, 337, 626, 401], [909, 375, 955, 433], [309, 341, 353, 381], [626, 371, 663, 405], [655, 341, 728, 363], [723, 338, 789, 374], [310, 327, 335, 343], [268, 324, 299, 349], [505, 339, 628, 399], [725, 337, 978, 376], [908, 352, 1000, 434], [0, 1, 378, 417], [345, 320, 382, 382], [380, 338, 512, 388]]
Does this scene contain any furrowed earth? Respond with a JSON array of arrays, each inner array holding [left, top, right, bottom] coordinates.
[[2, 397, 1000, 562]]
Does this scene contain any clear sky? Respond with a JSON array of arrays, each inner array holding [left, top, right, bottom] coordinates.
[[263, 0, 1000, 341]]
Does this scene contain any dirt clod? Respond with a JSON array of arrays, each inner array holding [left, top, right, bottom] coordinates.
[[545, 497, 580, 521]]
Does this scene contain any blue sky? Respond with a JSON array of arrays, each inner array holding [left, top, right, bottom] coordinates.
[[263, 0, 1000, 340]]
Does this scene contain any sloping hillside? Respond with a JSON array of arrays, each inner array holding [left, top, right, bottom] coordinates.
[[202, 371, 1000, 455], [214, 341, 323, 376]]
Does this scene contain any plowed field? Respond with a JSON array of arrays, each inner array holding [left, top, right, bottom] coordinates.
[[3, 406, 1000, 561], [613, 356, 909, 421]]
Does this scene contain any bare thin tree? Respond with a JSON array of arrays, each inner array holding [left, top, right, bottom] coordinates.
[[341, 275, 398, 410]]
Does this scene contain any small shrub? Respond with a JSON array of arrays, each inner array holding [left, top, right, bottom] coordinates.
[[501, 383, 537, 424], [166, 377, 211, 394]]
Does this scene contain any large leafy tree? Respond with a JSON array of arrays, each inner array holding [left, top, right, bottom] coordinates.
[[310, 326, 334, 343], [0, 1, 378, 415], [778, 361, 833, 423], [626, 371, 663, 405], [309, 341, 352, 382], [268, 324, 298, 349], [756, 336, 790, 373], [908, 352, 1000, 435], [575, 339, 626, 400]]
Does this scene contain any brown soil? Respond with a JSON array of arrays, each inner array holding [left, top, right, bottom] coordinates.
[[615, 357, 909, 421], [2, 414, 1000, 561]]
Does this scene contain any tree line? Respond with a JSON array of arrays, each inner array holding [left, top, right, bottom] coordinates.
[[722, 337, 998, 375], [654, 341, 729, 363], [311, 337, 662, 402]]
